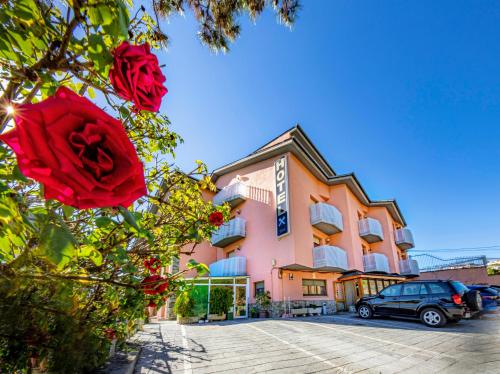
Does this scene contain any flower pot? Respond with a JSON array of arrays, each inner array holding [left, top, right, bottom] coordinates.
[[177, 316, 200, 324], [291, 308, 308, 317], [307, 307, 322, 316], [259, 310, 269, 318], [208, 313, 226, 321]]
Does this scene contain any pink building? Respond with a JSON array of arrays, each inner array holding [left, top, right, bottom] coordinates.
[[167, 126, 418, 318]]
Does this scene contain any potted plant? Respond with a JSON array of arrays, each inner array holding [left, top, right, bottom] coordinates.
[[208, 287, 232, 321], [307, 304, 322, 316], [250, 306, 259, 318], [174, 291, 200, 324], [256, 291, 272, 318]]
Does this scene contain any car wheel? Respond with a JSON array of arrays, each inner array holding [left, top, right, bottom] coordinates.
[[464, 290, 483, 312], [358, 304, 373, 319], [420, 308, 446, 327]]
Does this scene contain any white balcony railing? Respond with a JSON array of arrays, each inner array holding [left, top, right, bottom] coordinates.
[[309, 202, 343, 235], [209, 256, 247, 277], [358, 218, 384, 243], [313, 245, 348, 271], [213, 182, 248, 208], [211, 217, 246, 248], [399, 259, 420, 277], [363, 253, 390, 273], [394, 228, 415, 250]]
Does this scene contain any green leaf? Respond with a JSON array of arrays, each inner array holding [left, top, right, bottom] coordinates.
[[77, 244, 103, 266], [118, 206, 139, 230], [38, 224, 76, 269], [186, 259, 209, 276], [95, 216, 114, 228], [62, 205, 75, 219]]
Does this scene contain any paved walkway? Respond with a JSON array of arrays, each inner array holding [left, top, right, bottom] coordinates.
[[133, 314, 499, 374]]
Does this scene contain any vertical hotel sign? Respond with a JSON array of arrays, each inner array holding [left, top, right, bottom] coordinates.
[[274, 156, 290, 237]]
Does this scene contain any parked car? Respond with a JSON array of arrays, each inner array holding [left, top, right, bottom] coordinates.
[[467, 285, 499, 310], [355, 280, 482, 327]]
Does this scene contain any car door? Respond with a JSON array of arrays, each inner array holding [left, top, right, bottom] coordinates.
[[371, 284, 402, 315], [398, 283, 424, 317]]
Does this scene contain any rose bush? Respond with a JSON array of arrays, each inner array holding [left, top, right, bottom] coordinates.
[[0, 87, 146, 209], [110, 42, 168, 112]]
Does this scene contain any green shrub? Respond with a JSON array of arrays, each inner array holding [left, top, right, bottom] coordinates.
[[209, 287, 232, 315], [173, 291, 195, 317]]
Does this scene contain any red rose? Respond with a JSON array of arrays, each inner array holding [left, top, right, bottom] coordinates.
[[141, 275, 169, 295], [209, 211, 224, 227], [0, 87, 146, 209], [109, 42, 167, 112], [104, 328, 116, 341], [144, 257, 161, 274], [147, 300, 157, 308]]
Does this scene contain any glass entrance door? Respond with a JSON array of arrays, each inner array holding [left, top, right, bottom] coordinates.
[[234, 286, 247, 318]]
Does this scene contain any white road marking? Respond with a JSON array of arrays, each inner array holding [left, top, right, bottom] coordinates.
[[180, 325, 193, 374], [248, 323, 339, 369], [302, 320, 457, 360]]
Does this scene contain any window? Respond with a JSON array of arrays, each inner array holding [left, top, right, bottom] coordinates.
[[302, 279, 327, 296], [227, 250, 236, 258], [313, 236, 321, 248], [402, 283, 421, 296], [362, 245, 371, 255], [362, 279, 369, 295], [254, 281, 265, 296], [427, 283, 451, 294], [376, 280, 384, 293], [368, 279, 377, 295], [380, 284, 402, 297]]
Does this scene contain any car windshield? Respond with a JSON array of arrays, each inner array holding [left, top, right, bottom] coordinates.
[[450, 281, 469, 294]]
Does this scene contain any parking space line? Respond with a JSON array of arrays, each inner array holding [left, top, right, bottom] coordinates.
[[180, 325, 193, 374], [301, 320, 457, 360], [247, 323, 339, 369]]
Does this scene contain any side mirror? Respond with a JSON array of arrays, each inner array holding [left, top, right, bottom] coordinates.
[[378, 294, 385, 299]]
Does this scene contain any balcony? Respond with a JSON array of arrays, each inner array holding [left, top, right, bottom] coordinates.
[[211, 217, 246, 248], [358, 218, 384, 243], [209, 256, 247, 277], [309, 202, 343, 235], [399, 258, 420, 277], [363, 253, 390, 273], [212, 182, 248, 208], [394, 228, 415, 250], [313, 245, 348, 271]]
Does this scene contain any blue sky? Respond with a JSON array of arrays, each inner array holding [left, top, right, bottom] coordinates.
[[153, 1, 500, 260]]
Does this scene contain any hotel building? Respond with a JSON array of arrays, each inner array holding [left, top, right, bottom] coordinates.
[[163, 126, 418, 318]]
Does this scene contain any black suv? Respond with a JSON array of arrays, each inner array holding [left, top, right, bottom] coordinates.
[[355, 280, 482, 327]]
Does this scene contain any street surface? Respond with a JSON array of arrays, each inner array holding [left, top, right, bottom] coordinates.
[[133, 313, 499, 374]]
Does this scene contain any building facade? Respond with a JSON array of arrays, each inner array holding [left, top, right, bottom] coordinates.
[[169, 126, 419, 318]]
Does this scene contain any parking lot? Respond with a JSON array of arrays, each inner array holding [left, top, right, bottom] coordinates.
[[134, 314, 499, 374]]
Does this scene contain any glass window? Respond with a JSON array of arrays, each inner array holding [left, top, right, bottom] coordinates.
[[227, 250, 236, 258], [420, 284, 428, 295], [313, 236, 321, 247], [368, 279, 377, 295], [380, 284, 402, 297], [362, 279, 369, 296], [302, 279, 327, 296], [450, 281, 469, 294], [428, 283, 451, 294], [402, 283, 421, 296], [254, 281, 265, 296], [376, 280, 384, 293]]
